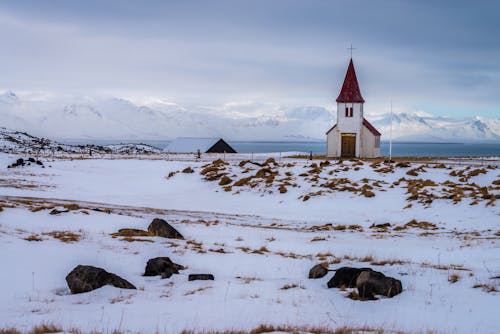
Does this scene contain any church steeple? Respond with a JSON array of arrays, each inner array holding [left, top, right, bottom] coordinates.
[[336, 58, 365, 103]]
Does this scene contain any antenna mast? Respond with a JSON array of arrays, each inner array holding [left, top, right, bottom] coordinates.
[[389, 99, 393, 161]]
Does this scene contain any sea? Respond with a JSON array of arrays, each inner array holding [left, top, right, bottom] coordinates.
[[60, 139, 500, 157]]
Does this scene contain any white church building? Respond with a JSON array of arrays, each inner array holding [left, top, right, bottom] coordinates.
[[326, 58, 381, 158]]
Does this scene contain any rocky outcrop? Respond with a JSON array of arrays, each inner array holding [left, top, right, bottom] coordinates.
[[188, 274, 214, 281], [144, 257, 185, 279], [356, 270, 402, 299], [147, 218, 184, 239], [327, 267, 373, 288], [66, 265, 136, 294], [308, 264, 328, 279]]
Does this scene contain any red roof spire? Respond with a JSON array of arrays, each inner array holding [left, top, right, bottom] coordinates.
[[336, 58, 365, 103]]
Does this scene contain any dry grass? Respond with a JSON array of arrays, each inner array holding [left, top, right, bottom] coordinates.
[[251, 246, 270, 254], [235, 276, 262, 284], [448, 273, 461, 283], [184, 286, 213, 296], [29, 324, 62, 334], [24, 234, 43, 242], [43, 230, 82, 243], [180, 324, 404, 334], [394, 220, 438, 231], [111, 228, 150, 237], [279, 283, 305, 290], [472, 283, 498, 293], [120, 237, 154, 243], [370, 259, 408, 266]]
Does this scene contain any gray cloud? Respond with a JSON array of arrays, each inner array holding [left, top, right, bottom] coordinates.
[[0, 0, 498, 119]]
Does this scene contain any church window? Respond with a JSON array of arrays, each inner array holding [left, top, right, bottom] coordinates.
[[349, 107, 353, 117], [345, 107, 349, 117]]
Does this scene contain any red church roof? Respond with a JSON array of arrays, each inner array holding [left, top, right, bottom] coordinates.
[[336, 58, 365, 103], [363, 118, 381, 136]]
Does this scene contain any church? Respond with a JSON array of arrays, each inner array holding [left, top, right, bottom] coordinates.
[[326, 58, 381, 158]]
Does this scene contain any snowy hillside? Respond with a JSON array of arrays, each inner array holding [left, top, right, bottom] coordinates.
[[1, 90, 498, 141], [0, 153, 498, 333], [0, 127, 161, 154]]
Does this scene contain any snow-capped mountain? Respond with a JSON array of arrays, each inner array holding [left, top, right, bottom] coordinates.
[[0, 91, 498, 142], [370, 113, 500, 142]]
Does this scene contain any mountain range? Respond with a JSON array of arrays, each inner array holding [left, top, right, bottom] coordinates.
[[0, 91, 498, 142]]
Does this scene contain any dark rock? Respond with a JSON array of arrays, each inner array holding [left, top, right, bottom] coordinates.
[[356, 270, 402, 299], [370, 223, 391, 229], [182, 167, 194, 173], [188, 274, 214, 281], [308, 264, 328, 279], [49, 208, 69, 215], [65, 265, 136, 294], [28, 157, 36, 163], [144, 257, 185, 278], [147, 218, 184, 239], [327, 267, 373, 288]]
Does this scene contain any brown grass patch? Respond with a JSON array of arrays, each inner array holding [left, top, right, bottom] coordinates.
[[111, 228, 150, 237], [29, 324, 62, 334], [184, 286, 213, 296], [473, 283, 497, 293], [236, 276, 262, 284], [120, 237, 154, 243], [24, 234, 44, 242], [43, 230, 81, 243], [370, 259, 407, 266], [280, 283, 304, 290], [394, 219, 438, 231], [219, 175, 232, 186], [180, 324, 399, 334], [251, 246, 270, 254], [448, 273, 461, 283]]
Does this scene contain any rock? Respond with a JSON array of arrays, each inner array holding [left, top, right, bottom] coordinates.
[[144, 257, 185, 279], [188, 274, 214, 281], [66, 265, 136, 294], [308, 264, 328, 279], [356, 270, 402, 299], [49, 208, 69, 215], [182, 167, 194, 173], [147, 218, 184, 239], [327, 267, 373, 288]]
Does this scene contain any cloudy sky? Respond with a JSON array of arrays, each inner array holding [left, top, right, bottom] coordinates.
[[0, 0, 499, 119]]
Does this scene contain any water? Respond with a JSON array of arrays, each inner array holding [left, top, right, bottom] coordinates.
[[60, 139, 500, 157]]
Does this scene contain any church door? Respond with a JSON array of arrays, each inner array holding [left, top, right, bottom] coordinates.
[[341, 134, 356, 157]]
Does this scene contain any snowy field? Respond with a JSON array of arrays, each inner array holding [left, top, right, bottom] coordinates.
[[0, 152, 499, 333]]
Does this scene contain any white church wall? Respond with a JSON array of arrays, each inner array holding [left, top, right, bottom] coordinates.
[[336, 102, 363, 157], [360, 127, 381, 158], [326, 128, 339, 157]]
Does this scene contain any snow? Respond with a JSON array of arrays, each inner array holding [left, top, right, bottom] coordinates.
[[0, 152, 499, 333]]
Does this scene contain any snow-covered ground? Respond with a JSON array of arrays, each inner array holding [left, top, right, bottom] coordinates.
[[0, 152, 498, 333]]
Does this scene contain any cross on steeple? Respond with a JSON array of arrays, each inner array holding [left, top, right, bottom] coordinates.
[[347, 44, 356, 58]]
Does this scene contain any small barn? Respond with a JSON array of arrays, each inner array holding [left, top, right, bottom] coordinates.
[[166, 137, 237, 153]]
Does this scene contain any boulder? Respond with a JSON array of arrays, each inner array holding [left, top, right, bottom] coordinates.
[[147, 218, 184, 239], [66, 265, 136, 294], [188, 274, 214, 281], [356, 270, 402, 299], [144, 257, 185, 279], [308, 264, 328, 279], [327, 267, 373, 288]]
